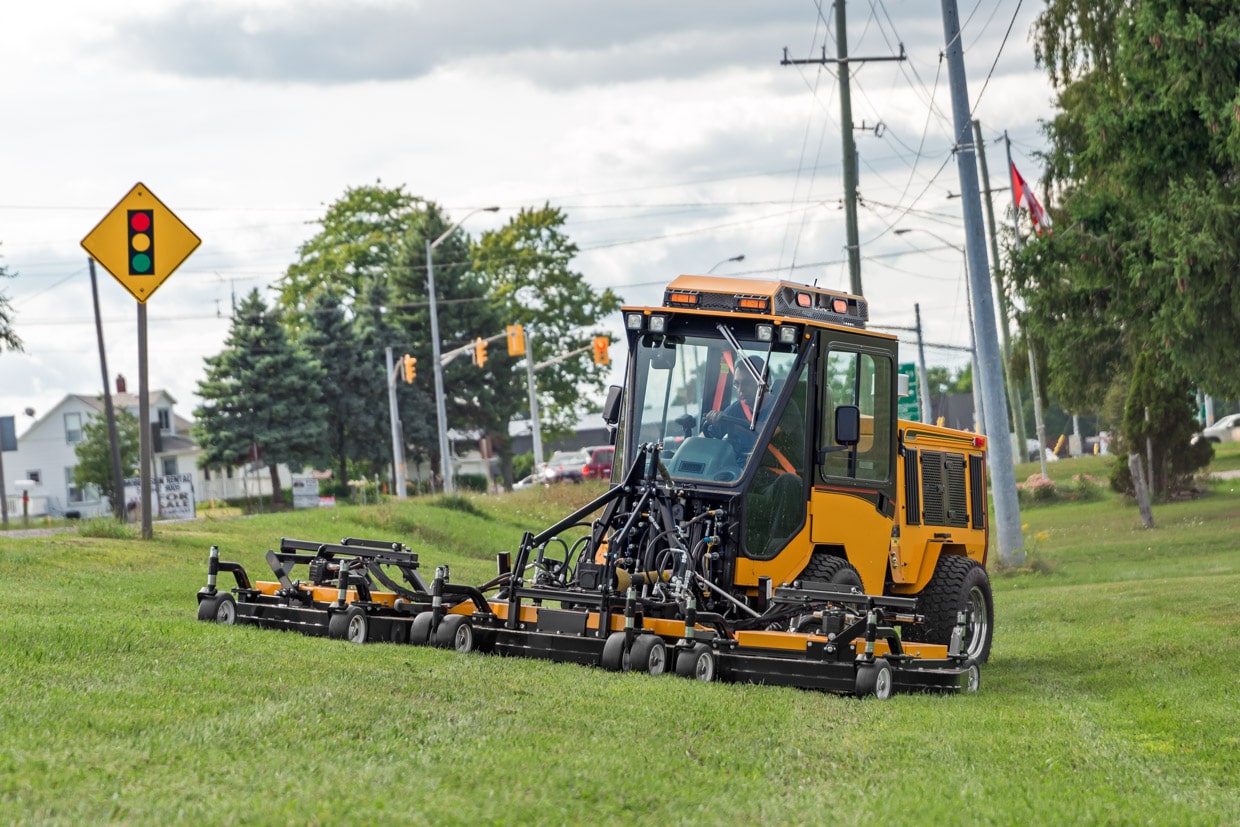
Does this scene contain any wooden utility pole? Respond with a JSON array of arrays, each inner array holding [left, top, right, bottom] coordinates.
[[781, 2, 905, 295]]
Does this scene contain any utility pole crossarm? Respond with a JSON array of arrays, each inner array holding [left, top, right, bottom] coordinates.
[[780, 43, 906, 65]]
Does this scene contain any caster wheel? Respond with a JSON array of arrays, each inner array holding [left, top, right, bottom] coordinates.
[[409, 612, 434, 646], [629, 634, 668, 675], [674, 643, 716, 682], [601, 632, 627, 671], [198, 593, 236, 625], [855, 658, 893, 699], [433, 615, 476, 653]]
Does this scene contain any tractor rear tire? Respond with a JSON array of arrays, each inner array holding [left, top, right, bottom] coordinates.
[[800, 553, 863, 591], [674, 643, 716, 682], [914, 555, 993, 663], [433, 615, 476, 653], [855, 658, 893, 699], [628, 634, 668, 675]]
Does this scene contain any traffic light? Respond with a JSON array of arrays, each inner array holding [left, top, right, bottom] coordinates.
[[506, 324, 526, 357], [403, 353, 417, 383], [474, 338, 488, 368], [128, 209, 154, 275], [592, 335, 610, 365]]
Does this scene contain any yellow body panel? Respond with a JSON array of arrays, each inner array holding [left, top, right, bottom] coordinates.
[[808, 487, 893, 594], [255, 581, 403, 608]]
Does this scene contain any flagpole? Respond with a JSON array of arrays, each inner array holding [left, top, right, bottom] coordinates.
[[1006, 131, 1049, 477]]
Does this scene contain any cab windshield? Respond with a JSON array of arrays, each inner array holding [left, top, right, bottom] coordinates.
[[630, 328, 801, 484]]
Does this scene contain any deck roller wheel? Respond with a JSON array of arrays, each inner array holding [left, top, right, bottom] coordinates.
[[197, 593, 236, 625], [328, 606, 368, 643], [600, 632, 627, 671], [674, 643, 716, 682], [963, 663, 981, 693], [628, 634, 668, 675], [854, 658, 893, 700], [433, 615, 476, 653], [408, 612, 434, 646]]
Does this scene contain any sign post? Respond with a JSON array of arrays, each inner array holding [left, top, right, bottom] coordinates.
[[82, 183, 200, 539]]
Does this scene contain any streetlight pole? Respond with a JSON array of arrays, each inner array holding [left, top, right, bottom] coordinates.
[[428, 206, 499, 496], [896, 228, 983, 434]]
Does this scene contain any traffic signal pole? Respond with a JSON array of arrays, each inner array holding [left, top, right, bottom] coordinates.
[[385, 347, 408, 499]]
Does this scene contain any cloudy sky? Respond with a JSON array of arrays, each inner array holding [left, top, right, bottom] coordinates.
[[0, 0, 1055, 435]]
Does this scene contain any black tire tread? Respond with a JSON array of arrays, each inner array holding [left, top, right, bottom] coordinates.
[[913, 554, 993, 663]]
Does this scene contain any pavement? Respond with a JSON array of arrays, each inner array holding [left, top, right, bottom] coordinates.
[[0, 525, 79, 539]]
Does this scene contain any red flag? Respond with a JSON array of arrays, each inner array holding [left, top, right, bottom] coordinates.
[[1010, 162, 1052, 235]]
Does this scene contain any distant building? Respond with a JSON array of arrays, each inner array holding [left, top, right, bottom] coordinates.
[[2, 376, 287, 519]]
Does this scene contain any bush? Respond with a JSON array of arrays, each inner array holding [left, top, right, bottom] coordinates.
[[77, 518, 136, 539], [456, 473, 489, 493], [1016, 472, 1057, 505], [512, 452, 535, 480]]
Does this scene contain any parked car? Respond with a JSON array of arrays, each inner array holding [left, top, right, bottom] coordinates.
[[582, 446, 614, 480], [542, 451, 589, 484], [512, 475, 536, 490], [1196, 412, 1240, 444]]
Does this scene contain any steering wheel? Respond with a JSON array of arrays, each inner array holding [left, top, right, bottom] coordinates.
[[702, 412, 751, 440]]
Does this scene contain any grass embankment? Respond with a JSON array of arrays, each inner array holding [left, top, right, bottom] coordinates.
[[1, 466, 1237, 825]]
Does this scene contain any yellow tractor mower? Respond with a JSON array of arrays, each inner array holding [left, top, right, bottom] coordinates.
[[198, 276, 993, 699]]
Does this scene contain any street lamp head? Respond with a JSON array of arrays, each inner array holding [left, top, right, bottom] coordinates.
[[707, 254, 746, 274]]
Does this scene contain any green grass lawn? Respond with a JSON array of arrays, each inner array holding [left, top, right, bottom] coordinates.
[[1, 474, 1237, 824]]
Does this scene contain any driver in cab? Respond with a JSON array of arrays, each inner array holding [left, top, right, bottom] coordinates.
[[703, 357, 769, 458]]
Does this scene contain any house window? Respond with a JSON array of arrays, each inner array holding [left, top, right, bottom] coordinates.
[[26, 470, 41, 485], [64, 413, 83, 444], [157, 408, 171, 432], [66, 467, 84, 503], [161, 457, 178, 476]]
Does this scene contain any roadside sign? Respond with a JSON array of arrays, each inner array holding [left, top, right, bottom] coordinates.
[[898, 362, 921, 422], [81, 183, 201, 303]]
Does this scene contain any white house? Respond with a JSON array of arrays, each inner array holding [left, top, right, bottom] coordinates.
[[1, 376, 287, 520]]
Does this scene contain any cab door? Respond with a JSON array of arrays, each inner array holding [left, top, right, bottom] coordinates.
[[810, 332, 899, 594]]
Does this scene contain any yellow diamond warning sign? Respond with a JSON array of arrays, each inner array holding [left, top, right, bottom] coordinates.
[[81, 183, 201, 303]]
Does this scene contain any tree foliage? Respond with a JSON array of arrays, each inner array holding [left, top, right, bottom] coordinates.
[[0, 248, 22, 353], [73, 407, 140, 515], [1013, 0, 1240, 494], [474, 205, 623, 436], [298, 289, 371, 486], [193, 290, 327, 503]]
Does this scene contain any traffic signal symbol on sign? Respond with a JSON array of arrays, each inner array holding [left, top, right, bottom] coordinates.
[[506, 324, 526, 357], [592, 336, 610, 365], [128, 210, 155, 275], [403, 354, 417, 383], [80, 182, 201, 304]]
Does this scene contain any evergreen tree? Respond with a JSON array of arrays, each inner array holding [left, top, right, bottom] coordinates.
[[0, 245, 22, 353], [193, 290, 327, 504], [299, 289, 370, 488]]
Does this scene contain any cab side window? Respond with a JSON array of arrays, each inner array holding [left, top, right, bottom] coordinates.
[[820, 349, 893, 483]]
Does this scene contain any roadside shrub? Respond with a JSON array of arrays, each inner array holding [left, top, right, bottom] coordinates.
[[456, 474, 489, 493], [432, 495, 486, 518], [78, 518, 136, 540], [1016, 472, 1057, 505]]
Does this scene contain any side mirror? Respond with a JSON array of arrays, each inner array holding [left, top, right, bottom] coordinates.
[[834, 405, 861, 447], [602, 385, 623, 427], [897, 372, 910, 398]]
